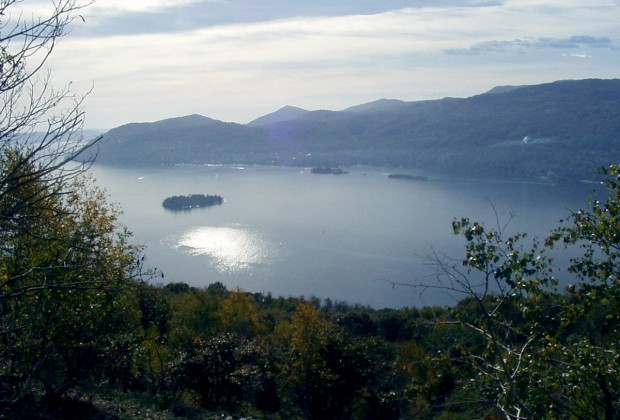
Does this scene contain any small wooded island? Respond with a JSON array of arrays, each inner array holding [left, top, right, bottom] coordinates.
[[310, 167, 348, 175], [162, 194, 223, 211], [387, 173, 428, 181]]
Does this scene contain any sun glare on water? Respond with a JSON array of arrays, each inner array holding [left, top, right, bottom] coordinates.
[[174, 225, 270, 272]]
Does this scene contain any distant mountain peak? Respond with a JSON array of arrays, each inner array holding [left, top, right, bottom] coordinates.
[[342, 98, 406, 113], [247, 105, 309, 126], [156, 114, 215, 126], [484, 85, 526, 95], [280, 105, 307, 112]]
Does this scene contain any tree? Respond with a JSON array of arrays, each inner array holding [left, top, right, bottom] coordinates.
[[0, 169, 147, 407], [423, 166, 620, 419], [217, 289, 261, 336], [542, 165, 620, 419], [0, 0, 99, 229], [276, 303, 403, 419], [173, 333, 278, 412], [0, 1, 154, 411]]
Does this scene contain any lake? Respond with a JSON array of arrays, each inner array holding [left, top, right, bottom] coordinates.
[[88, 164, 597, 309]]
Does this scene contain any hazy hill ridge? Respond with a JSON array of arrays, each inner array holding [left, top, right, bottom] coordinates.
[[247, 105, 309, 126], [96, 79, 620, 180]]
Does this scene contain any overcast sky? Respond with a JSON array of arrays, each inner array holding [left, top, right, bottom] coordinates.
[[31, 0, 620, 129]]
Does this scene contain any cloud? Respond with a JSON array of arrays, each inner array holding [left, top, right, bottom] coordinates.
[[565, 35, 614, 47], [8, 0, 207, 20], [562, 52, 591, 59], [445, 35, 617, 55], [73, 0, 508, 37], [39, 0, 620, 128], [89, 0, 207, 15]]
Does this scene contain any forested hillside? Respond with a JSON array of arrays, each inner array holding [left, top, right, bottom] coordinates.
[[97, 79, 620, 181]]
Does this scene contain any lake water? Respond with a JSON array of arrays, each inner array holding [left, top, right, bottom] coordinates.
[[88, 164, 597, 309]]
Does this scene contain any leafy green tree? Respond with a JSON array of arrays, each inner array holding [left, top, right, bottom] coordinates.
[[217, 289, 261, 336], [136, 282, 172, 337], [172, 333, 278, 412], [168, 286, 224, 349], [540, 165, 620, 419], [0, 2, 129, 409], [426, 166, 620, 419], [433, 216, 552, 417], [277, 303, 403, 419], [0, 167, 146, 406]]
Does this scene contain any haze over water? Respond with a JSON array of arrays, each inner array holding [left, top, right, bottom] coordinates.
[[90, 164, 595, 308]]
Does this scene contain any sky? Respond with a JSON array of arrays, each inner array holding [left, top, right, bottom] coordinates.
[[21, 0, 620, 129]]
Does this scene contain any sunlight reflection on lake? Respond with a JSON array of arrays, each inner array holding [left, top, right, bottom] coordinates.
[[173, 225, 271, 273]]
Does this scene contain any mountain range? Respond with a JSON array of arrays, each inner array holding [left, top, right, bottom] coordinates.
[[95, 79, 620, 180]]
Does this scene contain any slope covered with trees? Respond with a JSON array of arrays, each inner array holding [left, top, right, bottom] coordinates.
[[97, 79, 620, 181]]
